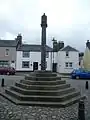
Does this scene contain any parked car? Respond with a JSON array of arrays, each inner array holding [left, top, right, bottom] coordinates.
[[0, 67, 16, 75], [71, 69, 90, 79]]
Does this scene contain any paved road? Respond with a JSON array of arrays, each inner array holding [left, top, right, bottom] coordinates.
[[0, 75, 24, 87], [65, 78, 90, 119], [0, 75, 89, 97], [65, 78, 90, 95]]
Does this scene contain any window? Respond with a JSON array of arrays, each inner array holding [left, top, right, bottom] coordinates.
[[66, 51, 69, 57], [69, 62, 72, 67], [46, 52, 49, 58], [0, 61, 9, 67], [23, 51, 29, 58], [65, 62, 68, 67], [65, 62, 73, 68], [5, 49, 9, 56], [22, 61, 29, 68]]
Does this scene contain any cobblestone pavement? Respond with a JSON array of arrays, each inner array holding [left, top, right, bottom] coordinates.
[[0, 95, 78, 120], [0, 75, 90, 120], [66, 79, 90, 120]]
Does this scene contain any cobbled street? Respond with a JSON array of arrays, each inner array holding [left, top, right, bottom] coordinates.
[[0, 75, 90, 120]]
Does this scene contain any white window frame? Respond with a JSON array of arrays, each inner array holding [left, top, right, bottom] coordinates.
[[22, 61, 29, 68], [5, 49, 9, 56], [65, 62, 68, 67], [65, 62, 73, 68], [69, 62, 72, 67], [0, 60, 9, 67], [22, 51, 30, 58]]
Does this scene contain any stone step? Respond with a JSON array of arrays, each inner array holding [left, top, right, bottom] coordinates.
[[10, 85, 75, 96], [25, 76, 61, 81], [34, 70, 52, 73], [5, 89, 80, 102], [15, 82, 71, 90], [0, 70, 83, 108], [30, 72, 57, 77], [20, 79, 66, 85], [0, 92, 85, 107]]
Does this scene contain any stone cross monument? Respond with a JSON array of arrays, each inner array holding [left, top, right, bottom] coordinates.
[[41, 13, 47, 70]]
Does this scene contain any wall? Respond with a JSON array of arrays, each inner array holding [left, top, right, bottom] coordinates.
[[46, 52, 52, 70], [52, 52, 58, 63], [57, 51, 79, 73], [16, 51, 52, 71]]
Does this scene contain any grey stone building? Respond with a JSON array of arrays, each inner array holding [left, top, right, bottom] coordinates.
[[0, 34, 22, 68]]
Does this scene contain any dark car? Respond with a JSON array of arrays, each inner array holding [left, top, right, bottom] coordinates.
[[71, 68, 90, 79], [0, 67, 16, 75]]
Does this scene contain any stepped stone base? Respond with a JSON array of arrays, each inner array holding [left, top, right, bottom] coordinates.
[[0, 70, 84, 107]]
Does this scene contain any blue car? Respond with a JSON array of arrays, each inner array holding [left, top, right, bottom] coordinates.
[[71, 69, 90, 79]]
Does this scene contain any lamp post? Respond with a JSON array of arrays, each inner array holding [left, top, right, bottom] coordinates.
[[52, 38, 57, 72]]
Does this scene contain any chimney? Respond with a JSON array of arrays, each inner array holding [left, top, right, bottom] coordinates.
[[79, 52, 84, 57], [16, 33, 22, 49], [53, 40, 57, 52], [86, 40, 89, 48], [57, 41, 64, 51]]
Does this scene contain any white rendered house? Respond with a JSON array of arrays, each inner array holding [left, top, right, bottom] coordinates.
[[16, 44, 52, 71], [16, 43, 79, 73], [57, 45, 79, 74]]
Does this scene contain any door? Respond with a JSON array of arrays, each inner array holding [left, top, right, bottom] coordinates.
[[33, 62, 38, 71], [52, 63, 57, 72]]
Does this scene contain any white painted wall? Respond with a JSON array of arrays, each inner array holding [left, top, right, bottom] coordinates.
[[16, 51, 52, 71], [46, 52, 52, 70], [57, 51, 79, 73], [16, 50, 79, 73], [52, 52, 58, 63], [16, 51, 31, 71], [30, 52, 41, 70]]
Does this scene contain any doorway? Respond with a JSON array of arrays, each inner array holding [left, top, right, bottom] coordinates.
[[33, 62, 38, 71], [52, 63, 57, 72]]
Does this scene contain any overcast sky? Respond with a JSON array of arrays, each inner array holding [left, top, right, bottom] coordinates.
[[0, 0, 90, 51]]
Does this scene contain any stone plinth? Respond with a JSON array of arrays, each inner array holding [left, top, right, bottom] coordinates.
[[0, 70, 83, 107]]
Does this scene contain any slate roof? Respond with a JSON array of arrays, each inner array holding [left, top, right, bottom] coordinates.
[[60, 45, 78, 52], [0, 40, 16, 47], [17, 44, 53, 52], [0, 40, 53, 52]]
